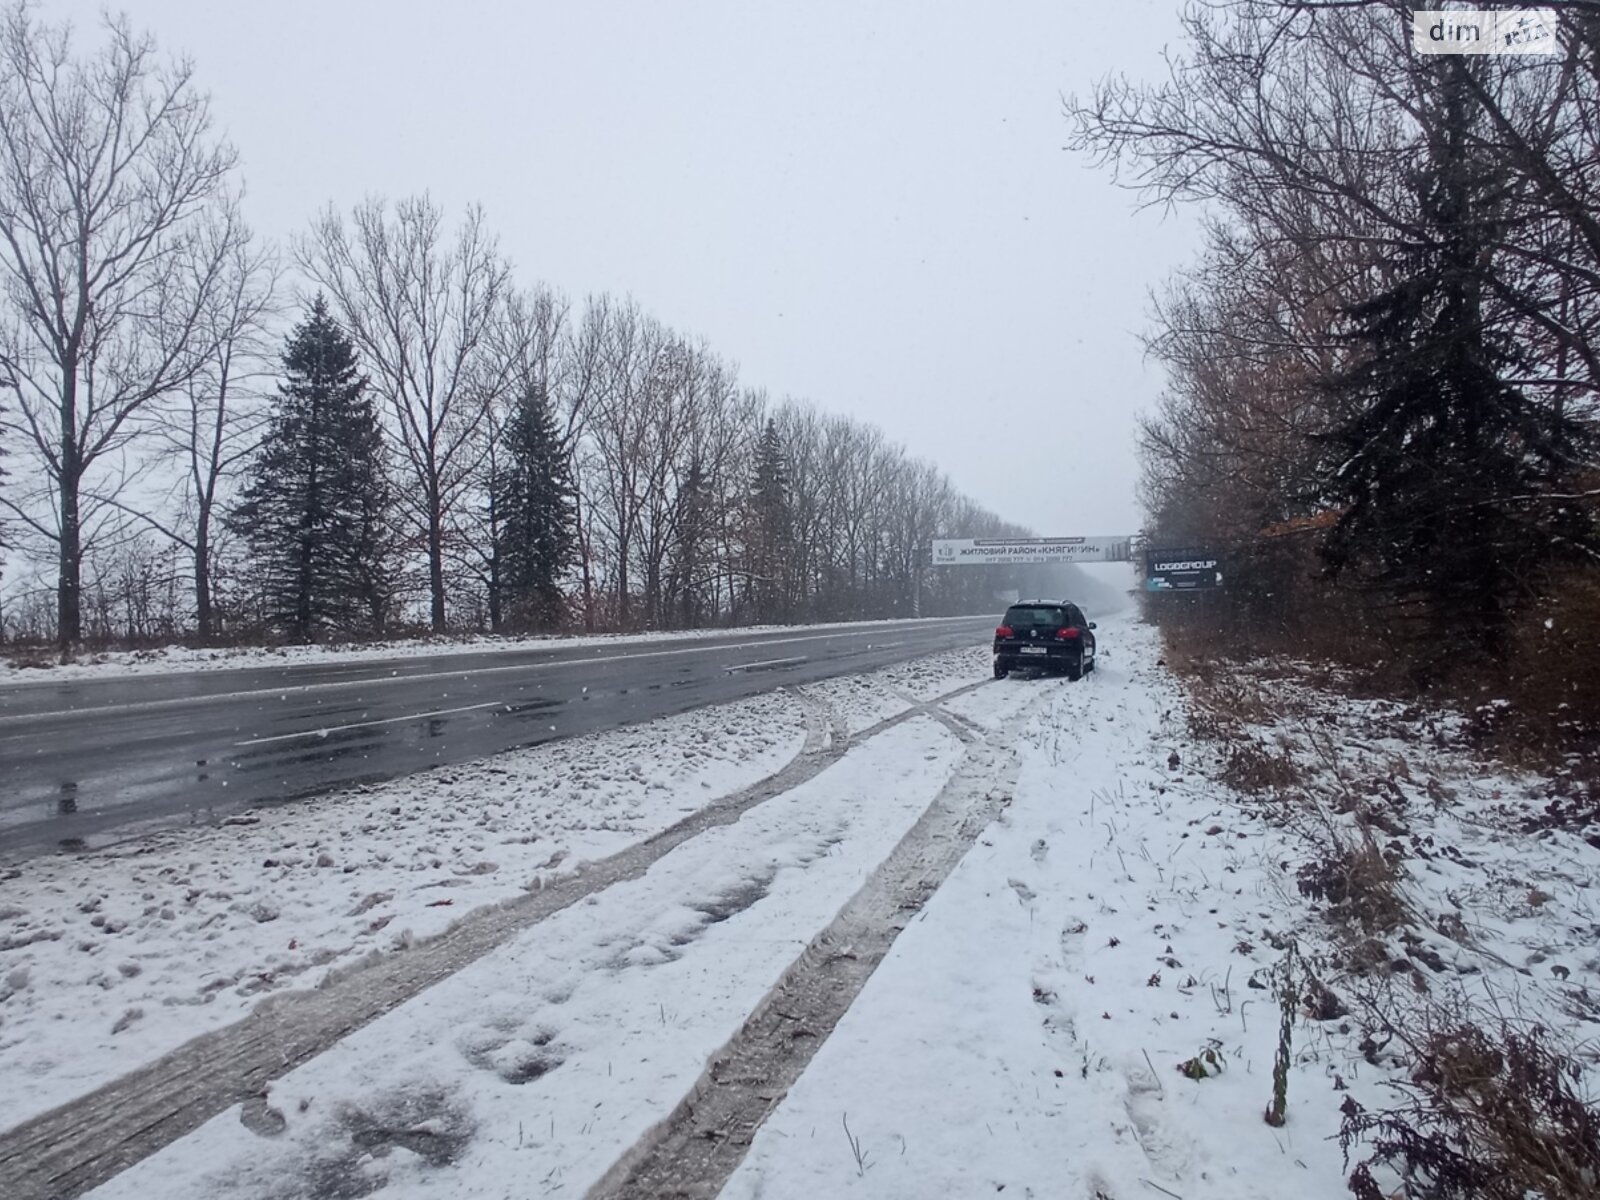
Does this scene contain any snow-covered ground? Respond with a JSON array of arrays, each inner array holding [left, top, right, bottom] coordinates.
[[725, 623, 1600, 1199], [0, 645, 997, 1134], [7, 613, 1593, 1199], [725, 620, 1350, 1199], [0, 691, 808, 1129], [87, 715, 982, 1200], [0, 615, 984, 686]]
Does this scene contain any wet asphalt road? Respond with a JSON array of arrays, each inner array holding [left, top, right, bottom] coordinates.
[[0, 617, 994, 856]]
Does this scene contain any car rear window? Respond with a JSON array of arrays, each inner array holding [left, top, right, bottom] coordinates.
[[1005, 606, 1066, 628]]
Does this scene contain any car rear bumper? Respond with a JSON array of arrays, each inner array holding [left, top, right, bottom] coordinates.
[[993, 643, 1082, 664]]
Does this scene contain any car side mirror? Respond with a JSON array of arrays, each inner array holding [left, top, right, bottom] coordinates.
[[1088, 622, 1097, 630]]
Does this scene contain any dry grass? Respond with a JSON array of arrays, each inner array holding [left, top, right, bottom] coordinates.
[[2, 646, 57, 670], [1157, 598, 1600, 1200], [1156, 572, 1600, 841], [1485, 570, 1600, 782], [1160, 627, 1287, 768], [1151, 550, 1600, 773], [1220, 740, 1305, 794], [1161, 625, 1413, 945], [1341, 1021, 1600, 1200], [1161, 636, 1307, 803], [1296, 834, 1409, 939]]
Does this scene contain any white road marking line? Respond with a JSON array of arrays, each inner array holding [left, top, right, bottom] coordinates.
[[0, 620, 988, 726], [232, 701, 506, 747], [724, 656, 808, 673]]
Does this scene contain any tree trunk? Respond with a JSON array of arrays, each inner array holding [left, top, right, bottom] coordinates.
[[644, 559, 660, 630], [574, 484, 596, 633], [296, 450, 318, 643], [428, 494, 447, 633], [57, 441, 82, 655], [295, 514, 314, 643], [194, 516, 213, 644], [616, 533, 631, 629], [488, 549, 502, 633]]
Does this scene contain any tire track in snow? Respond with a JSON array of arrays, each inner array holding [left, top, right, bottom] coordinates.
[[0, 679, 989, 1200], [588, 703, 1020, 1200]]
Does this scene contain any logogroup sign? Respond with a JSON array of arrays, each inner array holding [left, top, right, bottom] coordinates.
[[931, 537, 1133, 566], [1145, 548, 1225, 591]]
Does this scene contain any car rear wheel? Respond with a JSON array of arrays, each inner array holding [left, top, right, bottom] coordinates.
[[994, 658, 1012, 679], [1065, 657, 1084, 681]]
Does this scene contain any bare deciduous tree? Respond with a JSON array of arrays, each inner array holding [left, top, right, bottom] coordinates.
[[298, 195, 511, 632], [582, 298, 655, 628], [144, 216, 278, 641], [0, 4, 240, 650]]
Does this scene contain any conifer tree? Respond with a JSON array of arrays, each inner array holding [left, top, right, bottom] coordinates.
[[230, 296, 393, 641], [492, 383, 574, 630], [746, 418, 792, 623], [1318, 60, 1598, 661], [674, 456, 712, 628]]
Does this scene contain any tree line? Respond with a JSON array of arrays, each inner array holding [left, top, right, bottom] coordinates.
[[1069, 0, 1600, 680], [0, 5, 1026, 650]]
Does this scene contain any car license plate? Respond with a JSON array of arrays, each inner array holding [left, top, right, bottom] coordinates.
[[1020, 646, 1047, 655]]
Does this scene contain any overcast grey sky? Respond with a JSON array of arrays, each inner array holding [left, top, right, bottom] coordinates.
[[57, 0, 1196, 538]]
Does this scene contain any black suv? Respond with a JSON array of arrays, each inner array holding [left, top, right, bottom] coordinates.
[[993, 600, 1097, 680]]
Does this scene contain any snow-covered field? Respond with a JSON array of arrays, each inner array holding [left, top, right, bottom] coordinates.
[[5, 614, 1594, 1199], [0, 615, 983, 686]]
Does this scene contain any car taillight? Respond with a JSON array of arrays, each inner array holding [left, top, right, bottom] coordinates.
[[1055, 627, 1080, 640], [995, 625, 1013, 638]]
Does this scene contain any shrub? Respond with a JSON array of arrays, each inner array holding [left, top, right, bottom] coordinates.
[[1340, 1023, 1600, 1200]]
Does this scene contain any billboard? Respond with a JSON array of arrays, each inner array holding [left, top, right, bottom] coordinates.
[[1145, 548, 1224, 591], [931, 536, 1133, 566]]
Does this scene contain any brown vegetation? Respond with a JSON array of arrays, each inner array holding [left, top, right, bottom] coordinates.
[[1341, 1023, 1600, 1200]]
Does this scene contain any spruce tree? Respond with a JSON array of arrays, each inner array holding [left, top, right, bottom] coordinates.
[[1318, 60, 1598, 662], [746, 418, 792, 623], [492, 383, 574, 631], [230, 296, 393, 641], [674, 456, 712, 628]]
